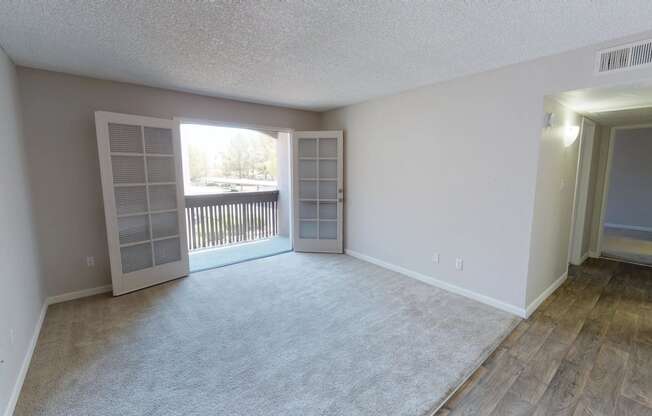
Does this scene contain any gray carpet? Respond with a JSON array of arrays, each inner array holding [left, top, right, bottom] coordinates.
[[16, 253, 518, 416]]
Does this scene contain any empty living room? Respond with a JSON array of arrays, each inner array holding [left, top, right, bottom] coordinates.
[[2, 2, 652, 416]]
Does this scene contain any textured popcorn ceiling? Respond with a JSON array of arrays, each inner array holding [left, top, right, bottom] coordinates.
[[1, 1, 652, 111]]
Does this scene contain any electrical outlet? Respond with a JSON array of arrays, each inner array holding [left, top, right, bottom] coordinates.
[[86, 256, 95, 267], [9, 328, 15, 345], [455, 258, 464, 271], [432, 253, 440, 264]]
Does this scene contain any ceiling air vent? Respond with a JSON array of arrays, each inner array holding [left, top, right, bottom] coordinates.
[[596, 39, 652, 74]]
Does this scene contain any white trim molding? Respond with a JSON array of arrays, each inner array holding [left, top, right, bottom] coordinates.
[[604, 223, 652, 233], [345, 249, 526, 318], [568, 117, 596, 267], [47, 284, 112, 305], [3, 302, 47, 416], [525, 271, 568, 318]]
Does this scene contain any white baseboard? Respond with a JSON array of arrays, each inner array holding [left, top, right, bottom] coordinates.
[[47, 284, 112, 305], [345, 249, 526, 318], [604, 223, 652, 233], [4, 285, 113, 416], [3, 302, 47, 416], [524, 271, 568, 318]]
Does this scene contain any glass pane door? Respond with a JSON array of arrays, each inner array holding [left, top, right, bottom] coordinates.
[[110, 123, 182, 274], [294, 131, 343, 253], [96, 112, 188, 295]]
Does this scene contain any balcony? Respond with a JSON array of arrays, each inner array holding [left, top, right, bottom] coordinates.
[[185, 190, 291, 271]]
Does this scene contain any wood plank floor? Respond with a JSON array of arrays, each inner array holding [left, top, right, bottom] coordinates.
[[435, 258, 652, 416]]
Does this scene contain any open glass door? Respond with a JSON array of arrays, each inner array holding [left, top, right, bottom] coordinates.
[[95, 111, 189, 295], [293, 131, 343, 253]]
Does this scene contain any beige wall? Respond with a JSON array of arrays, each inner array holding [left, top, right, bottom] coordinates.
[[17, 68, 321, 296], [0, 51, 46, 415], [322, 30, 652, 314]]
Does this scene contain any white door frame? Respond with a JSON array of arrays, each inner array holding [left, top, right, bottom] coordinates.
[[595, 122, 652, 255], [173, 117, 296, 248], [568, 117, 596, 265]]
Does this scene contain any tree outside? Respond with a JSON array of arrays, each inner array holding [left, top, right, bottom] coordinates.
[[181, 124, 278, 194]]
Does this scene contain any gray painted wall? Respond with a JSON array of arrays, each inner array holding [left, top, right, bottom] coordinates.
[[605, 127, 652, 229], [322, 68, 538, 310], [0, 50, 46, 415], [322, 30, 652, 311], [526, 98, 581, 304], [17, 68, 321, 297]]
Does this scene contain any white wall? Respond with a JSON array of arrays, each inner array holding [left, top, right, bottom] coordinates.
[[525, 99, 581, 305], [605, 127, 652, 229], [0, 49, 46, 416], [322, 68, 538, 311], [17, 68, 321, 297], [276, 132, 291, 237], [322, 30, 652, 314]]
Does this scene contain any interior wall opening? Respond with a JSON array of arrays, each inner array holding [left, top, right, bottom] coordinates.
[[600, 125, 652, 265], [550, 82, 652, 269], [179, 122, 292, 272]]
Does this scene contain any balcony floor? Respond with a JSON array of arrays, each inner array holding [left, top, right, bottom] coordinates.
[[189, 236, 292, 272]]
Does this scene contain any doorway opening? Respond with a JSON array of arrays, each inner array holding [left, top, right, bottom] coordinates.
[[600, 125, 652, 265], [550, 82, 652, 268], [179, 122, 292, 272]]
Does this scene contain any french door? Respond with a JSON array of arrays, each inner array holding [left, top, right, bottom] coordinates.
[[95, 111, 189, 295], [292, 131, 343, 253]]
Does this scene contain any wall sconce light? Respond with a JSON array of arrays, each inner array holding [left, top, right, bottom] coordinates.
[[564, 125, 580, 147], [543, 112, 555, 128]]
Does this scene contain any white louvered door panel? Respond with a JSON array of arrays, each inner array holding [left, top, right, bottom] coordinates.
[[96, 111, 189, 295], [292, 131, 343, 253]]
